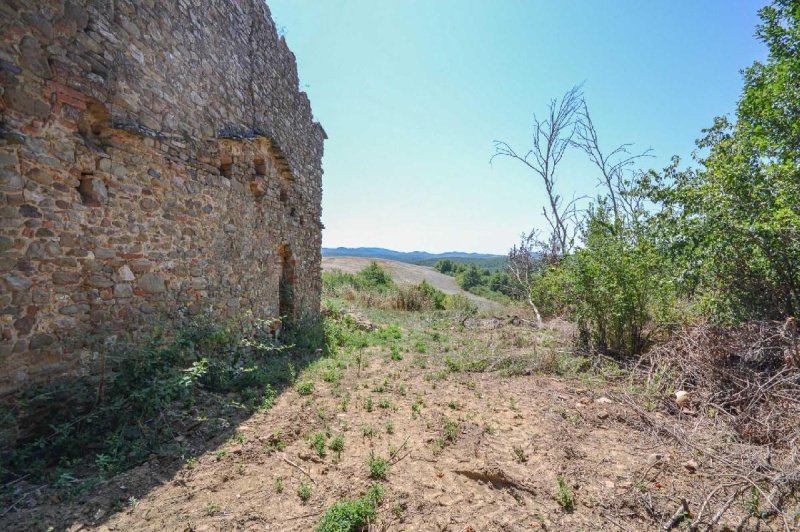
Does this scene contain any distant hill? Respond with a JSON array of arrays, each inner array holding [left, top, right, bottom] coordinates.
[[322, 247, 507, 271]]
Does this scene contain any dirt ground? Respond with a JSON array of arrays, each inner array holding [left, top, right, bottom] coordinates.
[[5, 305, 794, 531]]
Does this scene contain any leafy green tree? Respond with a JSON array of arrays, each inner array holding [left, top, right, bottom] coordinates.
[[434, 259, 454, 275], [356, 262, 394, 291], [457, 265, 483, 291], [641, 0, 800, 321]]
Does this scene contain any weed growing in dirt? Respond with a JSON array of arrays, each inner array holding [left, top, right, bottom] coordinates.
[[185, 456, 198, 469], [263, 430, 285, 454], [298, 480, 312, 503], [390, 346, 403, 361], [275, 477, 284, 493], [378, 398, 393, 409], [411, 399, 423, 418], [392, 502, 407, 520], [556, 475, 574, 511], [364, 397, 374, 412], [311, 432, 327, 458], [361, 424, 375, 438], [385, 420, 394, 434], [316, 485, 384, 532], [443, 418, 459, 442], [373, 377, 390, 393], [295, 381, 314, 396], [329, 434, 345, 458], [205, 502, 221, 516], [513, 446, 528, 463], [365, 482, 385, 508], [367, 452, 388, 479]]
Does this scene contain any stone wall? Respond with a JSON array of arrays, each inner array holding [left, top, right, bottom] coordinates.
[[0, 0, 326, 395]]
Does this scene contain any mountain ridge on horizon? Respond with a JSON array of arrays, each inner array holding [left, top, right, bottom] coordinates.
[[322, 247, 507, 269]]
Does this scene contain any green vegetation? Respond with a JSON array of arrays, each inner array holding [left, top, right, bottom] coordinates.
[[316, 483, 385, 532], [295, 380, 315, 396], [434, 260, 512, 303], [298, 480, 313, 502], [555, 475, 575, 511], [367, 451, 388, 479], [311, 432, 328, 458], [328, 434, 345, 457], [324, 262, 474, 312], [0, 313, 327, 489], [503, 2, 800, 355]]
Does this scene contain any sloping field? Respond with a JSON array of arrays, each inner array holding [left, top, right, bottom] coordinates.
[[322, 256, 502, 311]]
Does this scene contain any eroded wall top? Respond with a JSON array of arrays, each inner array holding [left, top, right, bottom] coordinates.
[[3, 0, 325, 177]]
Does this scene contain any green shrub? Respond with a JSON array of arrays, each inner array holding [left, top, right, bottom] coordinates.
[[561, 206, 678, 355], [367, 452, 388, 479], [316, 485, 384, 532]]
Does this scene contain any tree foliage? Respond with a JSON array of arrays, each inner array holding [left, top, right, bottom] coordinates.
[[640, 0, 800, 321]]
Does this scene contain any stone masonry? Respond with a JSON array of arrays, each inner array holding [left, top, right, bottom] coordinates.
[[0, 0, 326, 395]]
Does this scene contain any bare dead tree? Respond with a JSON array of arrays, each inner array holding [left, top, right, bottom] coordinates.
[[507, 229, 548, 326], [492, 85, 584, 256], [574, 101, 653, 220]]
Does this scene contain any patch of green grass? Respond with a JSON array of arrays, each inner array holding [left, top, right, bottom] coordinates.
[[295, 381, 315, 396], [411, 399, 423, 418], [329, 434, 345, 457], [373, 378, 390, 393], [442, 418, 459, 442], [311, 432, 327, 458], [361, 424, 375, 438], [367, 452, 388, 479], [385, 420, 394, 434], [555, 475, 574, 511], [275, 476, 284, 493], [316, 485, 384, 532], [364, 397, 374, 412], [390, 346, 403, 361], [298, 480, 313, 503], [378, 398, 393, 409]]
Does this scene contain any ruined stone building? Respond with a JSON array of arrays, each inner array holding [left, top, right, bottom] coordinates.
[[0, 0, 326, 395]]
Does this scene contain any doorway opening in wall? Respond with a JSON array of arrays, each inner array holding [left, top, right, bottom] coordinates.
[[278, 243, 296, 322]]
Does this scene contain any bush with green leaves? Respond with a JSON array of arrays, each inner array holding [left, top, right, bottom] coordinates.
[[638, 1, 800, 322], [561, 205, 679, 355], [316, 483, 384, 532]]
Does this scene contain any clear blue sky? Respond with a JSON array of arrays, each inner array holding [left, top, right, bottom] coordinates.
[[269, 0, 768, 254]]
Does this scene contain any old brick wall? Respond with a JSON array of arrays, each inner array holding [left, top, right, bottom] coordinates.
[[0, 0, 325, 395]]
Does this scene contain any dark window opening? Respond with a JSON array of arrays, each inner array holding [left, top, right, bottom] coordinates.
[[278, 243, 296, 321]]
